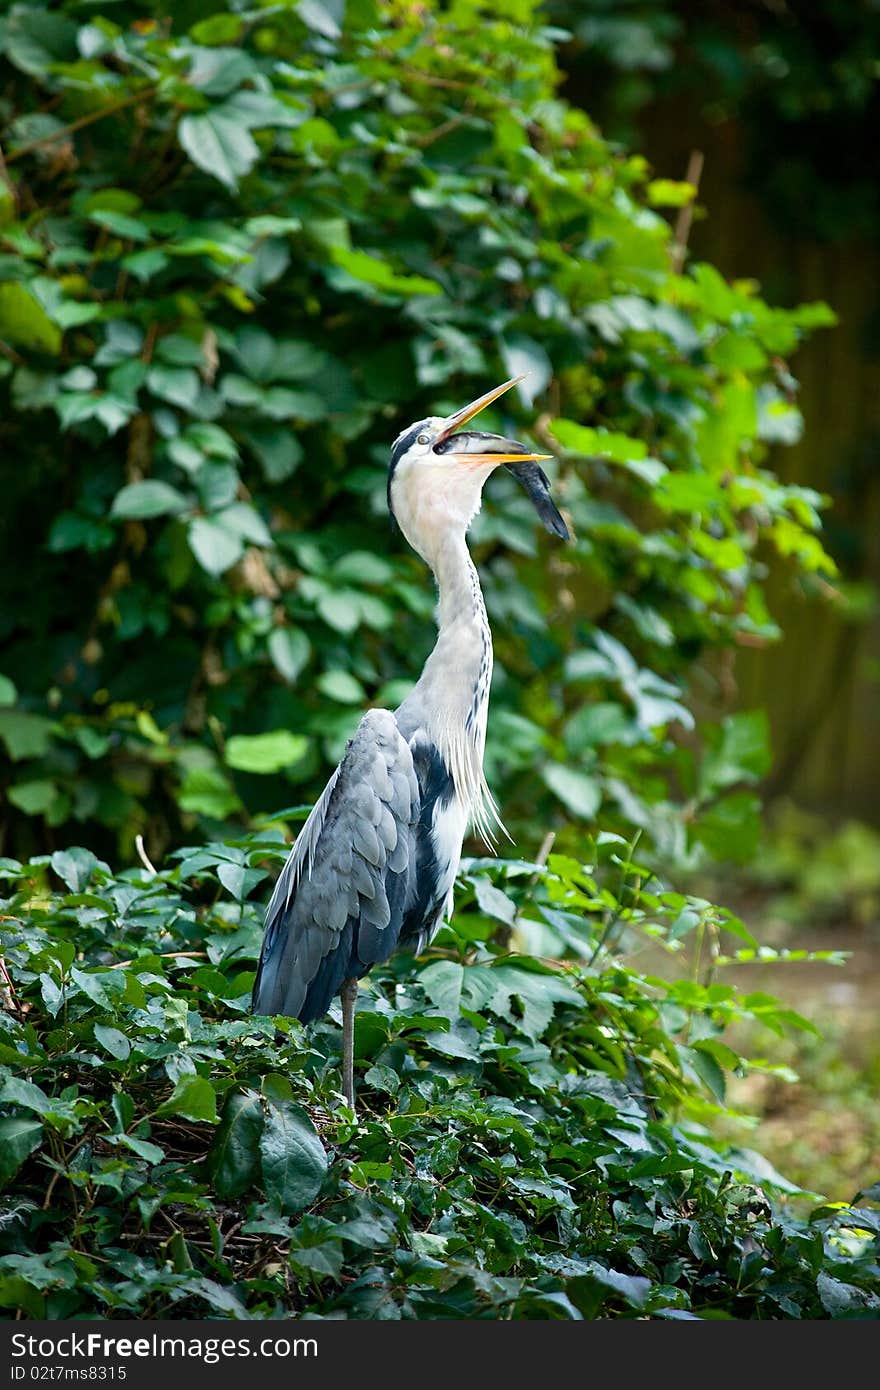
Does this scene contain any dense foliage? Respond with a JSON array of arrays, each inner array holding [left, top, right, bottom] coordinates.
[[2, 0, 874, 1323], [0, 0, 835, 876], [1, 843, 878, 1319]]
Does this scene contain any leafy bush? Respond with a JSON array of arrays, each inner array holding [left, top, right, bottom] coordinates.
[[1, 843, 878, 1320], [0, 0, 835, 877]]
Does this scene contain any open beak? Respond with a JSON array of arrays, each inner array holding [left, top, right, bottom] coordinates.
[[434, 376, 570, 540], [434, 374, 551, 464]]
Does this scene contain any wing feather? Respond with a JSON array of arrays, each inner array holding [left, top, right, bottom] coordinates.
[[251, 709, 421, 1021]]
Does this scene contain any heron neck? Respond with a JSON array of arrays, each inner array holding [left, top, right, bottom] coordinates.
[[399, 529, 492, 732], [395, 527, 499, 841], [431, 531, 490, 657]]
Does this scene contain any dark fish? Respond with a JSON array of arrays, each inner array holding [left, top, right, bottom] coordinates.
[[504, 460, 570, 540], [435, 430, 570, 540]]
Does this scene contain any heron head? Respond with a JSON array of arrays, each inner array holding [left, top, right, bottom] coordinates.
[[387, 375, 569, 562]]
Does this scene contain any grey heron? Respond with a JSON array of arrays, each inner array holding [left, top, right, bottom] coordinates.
[[251, 375, 569, 1107]]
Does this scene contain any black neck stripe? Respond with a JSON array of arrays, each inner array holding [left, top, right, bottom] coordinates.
[[387, 422, 428, 527], [389, 423, 425, 474]]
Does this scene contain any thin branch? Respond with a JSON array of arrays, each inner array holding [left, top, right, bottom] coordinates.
[[109, 950, 206, 971], [135, 834, 158, 878], [6, 88, 156, 164], [500, 829, 556, 950], [671, 149, 704, 275], [0, 140, 18, 212], [0, 955, 22, 1018]]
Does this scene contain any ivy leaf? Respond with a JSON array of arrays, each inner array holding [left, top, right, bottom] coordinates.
[[111, 481, 189, 521], [208, 1090, 265, 1198], [156, 1075, 218, 1125], [474, 878, 517, 925], [188, 517, 244, 576], [500, 333, 552, 407], [316, 670, 365, 704], [94, 1024, 131, 1062], [419, 960, 465, 1019], [259, 1100, 328, 1213], [225, 731, 308, 773], [328, 246, 440, 298], [0, 710, 54, 760], [50, 846, 101, 892], [178, 110, 259, 191], [0, 1118, 43, 1188], [268, 628, 310, 683], [543, 764, 601, 820], [0, 283, 61, 354]]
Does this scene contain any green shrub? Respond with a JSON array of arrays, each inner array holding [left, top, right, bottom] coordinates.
[[1, 843, 878, 1319], [0, 0, 835, 875]]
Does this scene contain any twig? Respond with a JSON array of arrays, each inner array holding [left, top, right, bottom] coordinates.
[[6, 89, 156, 164], [671, 149, 704, 275], [135, 834, 158, 877], [0, 955, 22, 1018], [109, 950, 206, 970], [502, 830, 556, 950], [0, 140, 18, 213]]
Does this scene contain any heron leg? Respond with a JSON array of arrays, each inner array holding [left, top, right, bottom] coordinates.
[[340, 977, 358, 1111]]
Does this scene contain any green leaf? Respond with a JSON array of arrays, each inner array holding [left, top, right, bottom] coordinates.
[[0, 1077, 53, 1115], [328, 246, 440, 298], [564, 702, 635, 751], [473, 878, 517, 925], [297, 0, 343, 39], [695, 791, 762, 862], [419, 960, 465, 1018], [93, 1024, 131, 1061], [0, 1118, 43, 1188], [178, 110, 259, 192], [208, 1091, 265, 1198], [0, 709, 54, 759], [0, 283, 61, 354], [0, 675, 16, 707], [7, 779, 57, 815], [316, 591, 360, 633], [543, 764, 601, 820], [111, 481, 189, 521], [551, 420, 648, 462], [156, 1074, 218, 1125], [316, 670, 365, 704], [146, 365, 201, 411], [178, 763, 242, 818], [87, 208, 150, 242], [679, 1044, 726, 1103], [268, 628, 311, 683], [259, 1100, 328, 1213], [225, 730, 308, 774], [115, 1134, 165, 1164], [701, 711, 772, 797], [500, 333, 552, 407], [51, 847, 101, 892], [243, 426, 304, 482], [188, 517, 244, 575], [647, 178, 696, 207], [333, 552, 394, 585]]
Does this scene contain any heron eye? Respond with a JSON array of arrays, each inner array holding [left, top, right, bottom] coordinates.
[[417, 434, 430, 446]]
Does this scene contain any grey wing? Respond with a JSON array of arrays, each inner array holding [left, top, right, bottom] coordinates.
[[251, 709, 421, 1022]]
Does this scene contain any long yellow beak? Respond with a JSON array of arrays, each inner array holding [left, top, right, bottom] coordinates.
[[434, 374, 551, 463]]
